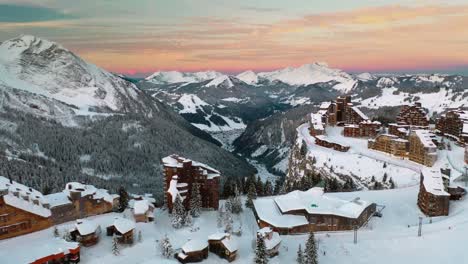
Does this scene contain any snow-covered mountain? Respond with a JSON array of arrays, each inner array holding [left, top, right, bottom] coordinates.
[[236, 70, 259, 85], [145, 71, 223, 84], [0, 35, 151, 116]]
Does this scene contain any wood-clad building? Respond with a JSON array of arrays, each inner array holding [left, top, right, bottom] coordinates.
[[309, 113, 326, 136], [396, 102, 430, 127], [70, 219, 100, 247], [257, 227, 282, 257], [388, 123, 410, 138], [106, 218, 135, 244], [163, 155, 220, 213], [436, 109, 468, 143], [253, 188, 376, 234], [132, 199, 155, 223], [177, 239, 209, 263], [315, 135, 350, 152], [417, 168, 450, 216], [409, 130, 438, 167], [0, 177, 52, 240], [368, 134, 409, 157], [208, 233, 238, 262], [344, 121, 381, 138], [4, 238, 80, 264]]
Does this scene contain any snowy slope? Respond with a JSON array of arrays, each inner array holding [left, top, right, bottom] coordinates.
[[236, 70, 259, 85], [145, 71, 223, 84], [0, 35, 150, 115], [258, 62, 357, 92]]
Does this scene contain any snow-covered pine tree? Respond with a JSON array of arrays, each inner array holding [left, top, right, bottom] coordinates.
[[189, 183, 202, 217], [245, 182, 257, 208], [160, 235, 174, 258], [138, 230, 142, 243], [254, 235, 268, 264], [185, 213, 193, 227], [112, 236, 120, 256], [264, 180, 273, 196], [297, 244, 304, 264], [224, 208, 233, 233], [172, 195, 185, 228], [53, 226, 60, 238], [117, 186, 129, 212], [304, 231, 318, 264], [225, 197, 233, 214], [230, 186, 243, 214]]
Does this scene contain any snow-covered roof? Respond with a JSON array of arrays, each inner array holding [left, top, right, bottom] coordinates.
[[253, 198, 309, 228], [182, 239, 209, 253], [162, 154, 221, 179], [45, 192, 71, 207], [351, 106, 369, 121], [0, 176, 51, 217], [134, 199, 152, 215], [257, 227, 273, 236], [208, 232, 228, 240], [64, 182, 117, 204], [421, 168, 450, 196], [462, 122, 468, 135], [0, 238, 79, 264], [167, 176, 180, 203], [257, 229, 281, 250], [73, 219, 98, 236], [412, 130, 437, 149], [111, 217, 135, 234], [310, 113, 324, 131], [320, 101, 331, 109], [274, 187, 372, 219], [221, 236, 238, 252]]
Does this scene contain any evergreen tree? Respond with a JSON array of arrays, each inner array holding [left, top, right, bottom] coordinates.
[[254, 235, 268, 264], [230, 186, 243, 214], [389, 177, 395, 189], [171, 195, 185, 228], [138, 230, 142, 243], [304, 232, 318, 264], [224, 208, 233, 233], [383, 162, 387, 168], [256, 176, 264, 196], [117, 186, 129, 212], [382, 173, 388, 183], [297, 244, 304, 264], [217, 204, 224, 228], [53, 226, 60, 238], [189, 183, 202, 217], [160, 235, 174, 258], [274, 179, 282, 195], [264, 180, 273, 196], [245, 182, 257, 208], [112, 236, 120, 256]]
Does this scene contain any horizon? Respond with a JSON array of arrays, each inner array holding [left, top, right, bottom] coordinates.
[[2, 1, 468, 76]]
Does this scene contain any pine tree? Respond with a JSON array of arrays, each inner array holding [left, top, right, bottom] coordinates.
[[273, 179, 282, 195], [389, 177, 395, 189], [224, 208, 233, 233], [382, 173, 388, 183], [112, 236, 120, 256], [245, 182, 257, 208], [117, 186, 129, 212], [53, 226, 60, 238], [256, 176, 264, 196], [304, 232, 318, 264], [217, 204, 224, 229], [160, 235, 174, 258], [254, 235, 268, 264], [297, 244, 304, 264], [264, 180, 273, 196], [189, 183, 202, 217], [138, 230, 142, 243], [230, 186, 243, 214], [172, 195, 185, 228]]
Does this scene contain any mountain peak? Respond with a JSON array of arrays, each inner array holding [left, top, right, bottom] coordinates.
[[145, 70, 223, 84], [236, 70, 258, 85], [0, 35, 63, 61]]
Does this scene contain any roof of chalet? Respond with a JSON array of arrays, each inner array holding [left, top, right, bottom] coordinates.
[[421, 167, 450, 196], [351, 106, 369, 121], [134, 199, 153, 215], [182, 239, 209, 253], [0, 176, 51, 218], [111, 217, 135, 234], [310, 113, 324, 131], [73, 219, 98, 236], [162, 154, 220, 179], [64, 182, 118, 204], [412, 130, 437, 149]]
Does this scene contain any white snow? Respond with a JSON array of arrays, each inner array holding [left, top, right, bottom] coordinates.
[[236, 70, 258, 85], [167, 176, 180, 203], [253, 197, 309, 228], [177, 94, 209, 114], [64, 182, 117, 204], [205, 75, 234, 88], [134, 200, 151, 215], [221, 235, 238, 252], [73, 219, 98, 236], [181, 239, 208, 253], [421, 168, 450, 196], [45, 192, 72, 208], [111, 217, 135, 234], [145, 71, 223, 84]]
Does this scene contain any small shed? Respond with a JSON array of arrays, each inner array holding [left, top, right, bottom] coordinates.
[[257, 227, 282, 257], [177, 239, 209, 263], [133, 200, 155, 223], [70, 219, 100, 247], [106, 217, 136, 244], [208, 233, 238, 262]]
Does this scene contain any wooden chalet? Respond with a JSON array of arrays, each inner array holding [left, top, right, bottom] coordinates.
[[253, 188, 376, 234], [309, 113, 326, 136], [208, 233, 238, 262], [106, 217, 135, 244], [368, 134, 409, 157], [177, 239, 209, 263], [257, 227, 282, 257], [163, 154, 221, 213], [132, 199, 155, 223], [315, 135, 350, 152], [70, 219, 100, 247], [388, 123, 410, 138], [344, 121, 381, 138], [0, 176, 52, 240]]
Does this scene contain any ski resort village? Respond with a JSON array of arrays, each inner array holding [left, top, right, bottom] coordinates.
[[1, 93, 468, 264]]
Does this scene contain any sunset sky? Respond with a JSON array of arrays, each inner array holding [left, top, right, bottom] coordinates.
[[1, 0, 468, 76]]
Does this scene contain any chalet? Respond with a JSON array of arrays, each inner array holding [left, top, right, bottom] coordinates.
[[47, 182, 119, 225], [253, 188, 376, 234], [0, 176, 52, 240], [319, 101, 337, 125], [177, 239, 209, 263], [257, 227, 282, 257], [396, 102, 429, 127], [309, 113, 326, 136], [409, 130, 438, 167], [315, 135, 350, 152], [106, 217, 135, 244], [163, 154, 220, 213], [0, 238, 80, 264], [368, 134, 409, 157], [417, 168, 451, 216], [70, 219, 100, 247], [436, 109, 468, 143], [132, 199, 155, 223], [208, 233, 238, 262], [344, 120, 381, 138]]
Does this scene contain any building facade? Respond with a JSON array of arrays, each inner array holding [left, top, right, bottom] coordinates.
[[396, 102, 429, 127], [408, 130, 438, 167], [344, 121, 381, 138], [368, 134, 409, 157], [417, 168, 450, 216], [436, 109, 468, 143], [163, 155, 220, 213]]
